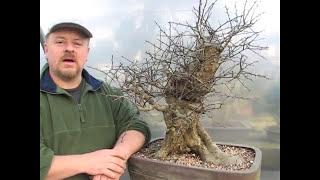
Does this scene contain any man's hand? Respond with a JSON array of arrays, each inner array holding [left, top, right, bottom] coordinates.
[[45, 130, 146, 180], [92, 174, 119, 180], [88, 130, 146, 179], [80, 149, 127, 179]]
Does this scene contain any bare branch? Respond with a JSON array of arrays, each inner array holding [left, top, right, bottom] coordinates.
[[93, 0, 267, 117]]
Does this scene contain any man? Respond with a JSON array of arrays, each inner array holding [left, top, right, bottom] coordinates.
[[40, 22, 151, 180]]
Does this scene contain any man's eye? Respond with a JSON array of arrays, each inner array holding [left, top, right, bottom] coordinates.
[[55, 41, 63, 44], [74, 42, 83, 46]]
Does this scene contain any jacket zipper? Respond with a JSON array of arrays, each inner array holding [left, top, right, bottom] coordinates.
[[78, 104, 85, 123]]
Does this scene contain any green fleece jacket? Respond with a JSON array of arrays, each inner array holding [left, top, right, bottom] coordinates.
[[40, 64, 150, 180]]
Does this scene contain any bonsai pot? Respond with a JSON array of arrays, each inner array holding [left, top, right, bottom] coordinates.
[[128, 138, 262, 180]]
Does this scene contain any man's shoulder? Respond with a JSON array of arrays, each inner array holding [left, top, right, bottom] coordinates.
[[40, 90, 47, 98], [99, 82, 122, 94]]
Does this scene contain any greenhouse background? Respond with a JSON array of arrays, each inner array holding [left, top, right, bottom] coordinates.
[[40, 0, 279, 179]]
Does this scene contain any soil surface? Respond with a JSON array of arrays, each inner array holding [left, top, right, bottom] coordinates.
[[134, 139, 256, 171]]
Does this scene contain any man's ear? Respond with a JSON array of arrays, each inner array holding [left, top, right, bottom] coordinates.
[[44, 43, 49, 61], [44, 43, 48, 54], [86, 47, 90, 63]]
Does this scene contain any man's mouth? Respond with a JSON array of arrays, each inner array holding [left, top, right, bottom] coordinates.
[[63, 59, 75, 63]]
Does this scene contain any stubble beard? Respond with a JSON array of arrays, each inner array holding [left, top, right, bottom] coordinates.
[[53, 63, 82, 82]]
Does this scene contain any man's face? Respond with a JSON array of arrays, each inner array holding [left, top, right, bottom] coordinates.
[[44, 30, 90, 81]]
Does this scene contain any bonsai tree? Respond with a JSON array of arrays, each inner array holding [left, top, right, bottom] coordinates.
[[93, 0, 267, 166]]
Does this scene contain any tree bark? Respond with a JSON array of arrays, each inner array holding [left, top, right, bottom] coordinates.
[[155, 97, 242, 165]]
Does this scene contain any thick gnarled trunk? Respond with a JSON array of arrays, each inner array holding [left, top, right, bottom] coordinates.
[[156, 46, 242, 165], [155, 98, 242, 166]]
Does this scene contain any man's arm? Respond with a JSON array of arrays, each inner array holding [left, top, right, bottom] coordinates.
[[113, 130, 146, 160], [91, 130, 146, 180], [45, 149, 127, 180], [45, 155, 83, 180], [47, 130, 145, 180]]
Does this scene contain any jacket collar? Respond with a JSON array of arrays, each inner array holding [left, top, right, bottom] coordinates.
[[40, 63, 103, 93]]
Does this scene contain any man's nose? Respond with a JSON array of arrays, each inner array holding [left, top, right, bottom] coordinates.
[[64, 42, 75, 52]]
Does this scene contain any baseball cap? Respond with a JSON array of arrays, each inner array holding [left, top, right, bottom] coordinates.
[[46, 22, 93, 39]]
